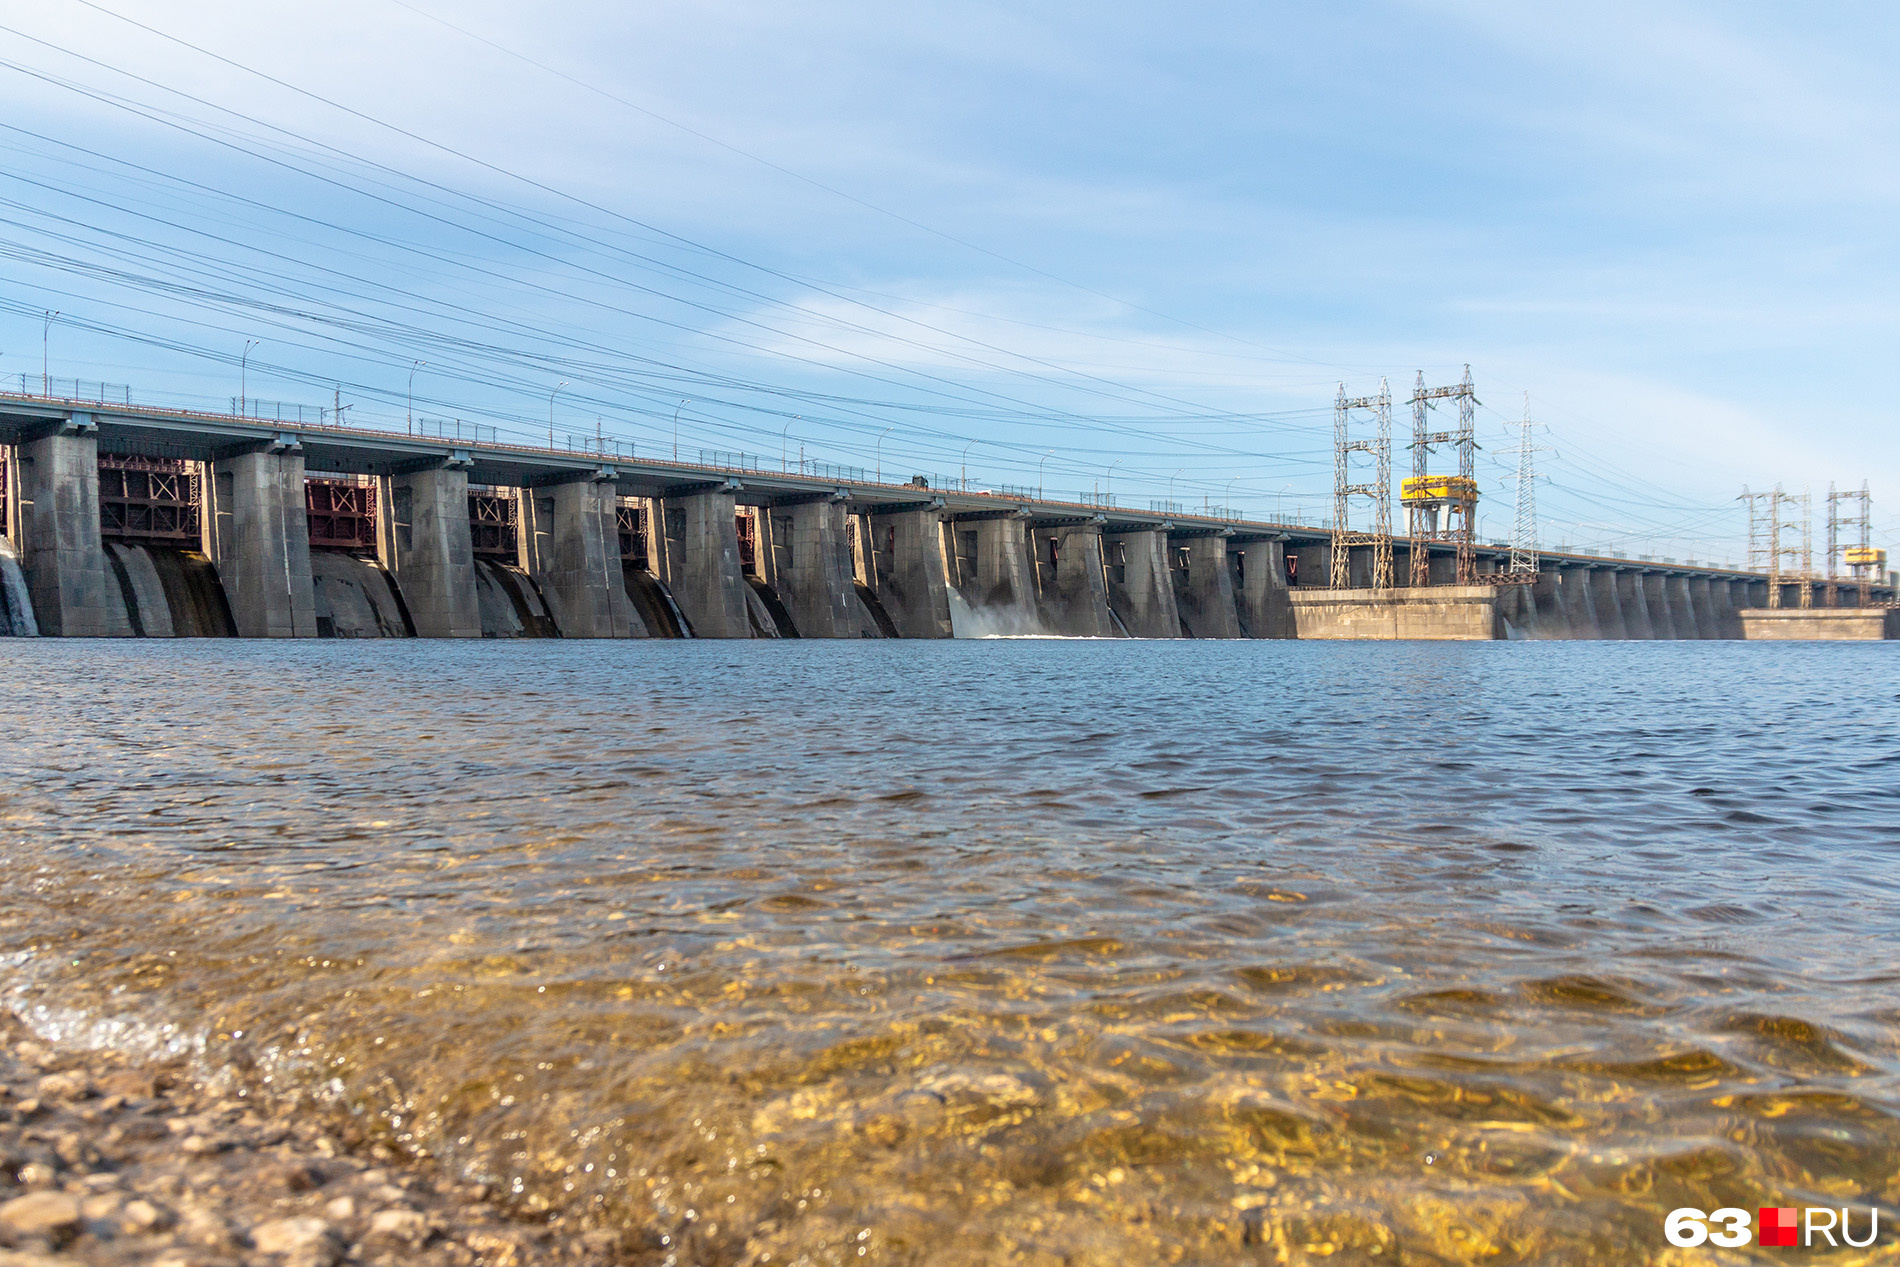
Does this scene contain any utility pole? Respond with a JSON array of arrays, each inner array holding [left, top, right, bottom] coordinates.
[[42, 310, 58, 396], [1402, 367, 1477, 586], [549, 380, 568, 449], [1331, 379, 1392, 589], [407, 360, 426, 436], [1505, 392, 1548, 579]]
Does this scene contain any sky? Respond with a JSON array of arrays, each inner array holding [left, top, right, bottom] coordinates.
[[1, 0, 1896, 563]]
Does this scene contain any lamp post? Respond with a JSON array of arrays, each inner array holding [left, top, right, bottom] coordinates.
[[548, 380, 568, 448], [1038, 449, 1053, 501], [42, 310, 58, 396], [961, 440, 975, 491], [782, 415, 800, 472], [876, 426, 892, 484], [1225, 477, 1237, 518], [1168, 468, 1183, 510], [406, 359, 425, 435], [672, 398, 689, 462], [1277, 484, 1291, 522], [1107, 459, 1121, 505], [239, 339, 261, 416]]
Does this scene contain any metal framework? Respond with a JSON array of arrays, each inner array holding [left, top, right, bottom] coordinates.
[[1829, 480, 1876, 606], [1740, 487, 1768, 574], [305, 477, 377, 553], [1765, 484, 1812, 609], [1331, 379, 1393, 589], [1402, 366, 1478, 586], [614, 499, 647, 567], [97, 454, 200, 544], [470, 489, 520, 562], [1504, 392, 1543, 579]]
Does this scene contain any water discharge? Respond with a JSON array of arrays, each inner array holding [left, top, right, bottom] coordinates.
[[0, 541, 36, 636], [0, 640, 1895, 1264]]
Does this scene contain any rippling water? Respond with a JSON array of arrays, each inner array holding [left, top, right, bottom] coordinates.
[[1, 639, 1897, 1264]]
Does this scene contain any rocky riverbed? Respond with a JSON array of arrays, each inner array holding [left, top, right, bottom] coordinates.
[[0, 1012, 624, 1266]]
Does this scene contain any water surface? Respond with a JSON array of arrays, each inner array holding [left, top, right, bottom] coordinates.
[[0, 639, 1896, 1264]]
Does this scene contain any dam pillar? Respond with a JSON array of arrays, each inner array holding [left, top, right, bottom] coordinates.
[[1666, 576, 1701, 640], [1640, 574, 1676, 639], [1172, 532, 1244, 638], [1689, 577, 1721, 639], [869, 504, 953, 638], [1586, 569, 1626, 639], [382, 462, 481, 638], [955, 512, 1041, 634], [1104, 528, 1181, 638], [1031, 520, 1117, 637], [1229, 539, 1294, 638], [1618, 571, 1655, 638], [207, 441, 318, 638], [12, 421, 118, 636], [770, 493, 859, 638], [1547, 567, 1596, 638], [523, 472, 642, 638], [660, 485, 750, 638]]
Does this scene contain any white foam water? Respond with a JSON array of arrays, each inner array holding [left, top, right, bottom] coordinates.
[[0, 541, 38, 636]]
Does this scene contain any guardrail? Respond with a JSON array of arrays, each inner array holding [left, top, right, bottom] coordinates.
[[233, 398, 326, 424], [699, 449, 764, 472], [418, 417, 499, 444], [20, 376, 133, 405], [567, 433, 633, 458]]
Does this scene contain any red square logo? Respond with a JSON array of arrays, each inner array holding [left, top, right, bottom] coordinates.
[[1759, 1207, 1798, 1247]]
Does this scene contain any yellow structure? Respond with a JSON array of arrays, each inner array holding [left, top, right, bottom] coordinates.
[[1400, 475, 1479, 505], [1844, 546, 1887, 568]]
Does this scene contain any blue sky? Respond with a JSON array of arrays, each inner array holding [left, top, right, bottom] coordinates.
[[2, 0, 1896, 562]]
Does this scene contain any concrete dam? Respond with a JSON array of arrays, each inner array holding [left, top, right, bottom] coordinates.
[[1, 390, 1893, 641]]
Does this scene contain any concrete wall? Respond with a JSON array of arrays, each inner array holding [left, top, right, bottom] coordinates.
[[868, 507, 953, 638], [1172, 535, 1244, 638], [207, 447, 318, 638], [1741, 609, 1896, 640], [1640, 574, 1677, 640], [1105, 529, 1181, 638], [13, 427, 119, 636], [382, 465, 481, 638], [523, 477, 644, 637], [1032, 523, 1118, 637], [1229, 540, 1294, 639], [1289, 585, 1500, 640]]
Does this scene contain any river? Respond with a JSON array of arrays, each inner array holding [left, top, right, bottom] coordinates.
[[0, 639, 1894, 1263]]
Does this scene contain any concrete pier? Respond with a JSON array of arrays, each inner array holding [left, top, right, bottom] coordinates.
[[1172, 533, 1244, 638], [1666, 576, 1701, 640], [1105, 528, 1181, 638], [1289, 585, 1500, 639], [1031, 520, 1118, 637], [659, 486, 750, 638], [767, 493, 860, 638], [382, 463, 481, 638], [958, 512, 1042, 634], [1641, 574, 1676, 640], [523, 474, 643, 638], [11, 422, 119, 636], [1229, 539, 1294, 638], [207, 444, 318, 638], [868, 505, 953, 638]]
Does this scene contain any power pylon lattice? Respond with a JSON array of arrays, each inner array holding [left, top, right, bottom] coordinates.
[[1501, 392, 1550, 579], [1401, 366, 1478, 586], [1739, 487, 1768, 574], [1765, 485, 1812, 609], [1829, 480, 1877, 606], [1331, 379, 1393, 589]]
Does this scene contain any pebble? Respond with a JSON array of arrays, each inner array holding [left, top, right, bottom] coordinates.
[[0, 1190, 81, 1239]]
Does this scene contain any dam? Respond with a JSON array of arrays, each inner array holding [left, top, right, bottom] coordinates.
[[1, 388, 1893, 641]]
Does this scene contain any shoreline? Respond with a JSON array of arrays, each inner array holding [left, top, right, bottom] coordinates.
[[0, 1010, 621, 1266]]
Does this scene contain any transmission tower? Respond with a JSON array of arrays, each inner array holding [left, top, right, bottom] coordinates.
[[1739, 487, 1768, 574], [1831, 481, 1877, 606], [1331, 379, 1393, 589], [1766, 485, 1812, 609], [1401, 366, 1478, 586], [1502, 392, 1548, 579]]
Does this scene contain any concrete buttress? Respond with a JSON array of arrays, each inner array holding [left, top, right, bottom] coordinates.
[[1666, 576, 1700, 640], [1641, 574, 1677, 639], [1229, 540, 1294, 638], [771, 496, 859, 637], [13, 423, 118, 636], [1618, 571, 1655, 639], [869, 508, 953, 638], [963, 515, 1042, 633], [208, 446, 318, 638], [383, 464, 481, 637], [1105, 529, 1181, 638], [1588, 570, 1627, 639], [524, 476, 642, 637], [1031, 523, 1117, 637], [1173, 535, 1244, 638], [661, 487, 751, 638]]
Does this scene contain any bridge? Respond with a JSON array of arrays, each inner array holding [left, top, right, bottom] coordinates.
[[0, 388, 1891, 640]]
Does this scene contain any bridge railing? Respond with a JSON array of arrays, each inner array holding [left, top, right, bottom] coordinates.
[[565, 433, 633, 458], [417, 417, 499, 444], [19, 376, 134, 405]]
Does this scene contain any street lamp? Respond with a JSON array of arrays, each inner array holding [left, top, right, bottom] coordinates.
[[549, 380, 568, 448], [407, 359, 425, 435], [1107, 459, 1121, 505], [1168, 468, 1183, 509], [1038, 449, 1054, 500], [1224, 477, 1237, 518], [240, 339, 261, 416], [782, 415, 800, 472], [876, 426, 893, 484], [672, 398, 689, 462], [1277, 484, 1291, 522], [961, 439, 975, 491], [42, 310, 58, 396]]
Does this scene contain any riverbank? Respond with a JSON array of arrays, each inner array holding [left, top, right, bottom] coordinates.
[[0, 1011, 621, 1266]]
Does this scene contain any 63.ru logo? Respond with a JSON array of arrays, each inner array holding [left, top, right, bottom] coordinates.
[[1666, 1206, 1881, 1248]]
